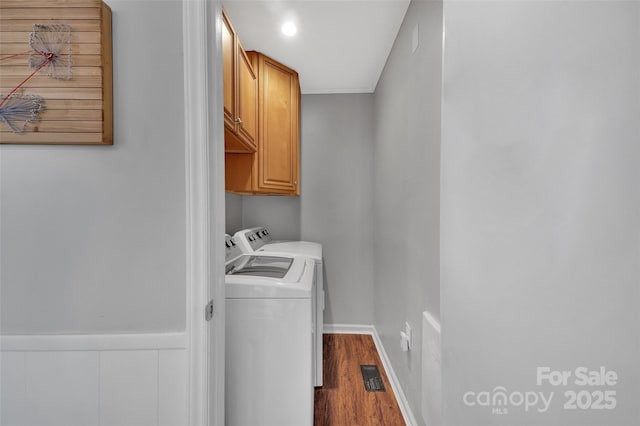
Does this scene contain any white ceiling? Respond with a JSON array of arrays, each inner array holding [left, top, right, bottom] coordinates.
[[222, 0, 410, 94]]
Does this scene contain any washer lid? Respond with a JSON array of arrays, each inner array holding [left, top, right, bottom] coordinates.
[[225, 257, 314, 299], [257, 241, 322, 261], [226, 255, 293, 279]]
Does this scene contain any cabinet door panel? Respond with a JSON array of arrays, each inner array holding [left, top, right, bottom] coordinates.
[[222, 13, 235, 130], [260, 59, 298, 192], [237, 46, 257, 150], [222, 9, 257, 154]]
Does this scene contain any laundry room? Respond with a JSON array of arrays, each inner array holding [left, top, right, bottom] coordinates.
[[222, 0, 639, 424], [0, 1, 638, 426]]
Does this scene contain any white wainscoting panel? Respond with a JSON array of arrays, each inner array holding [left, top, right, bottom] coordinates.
[[0, 351, 27, 426], [100, 350, 159, 426], [26, 351, 100, 426], [0, 333, 187, 426], [158, 349, 188, 426]]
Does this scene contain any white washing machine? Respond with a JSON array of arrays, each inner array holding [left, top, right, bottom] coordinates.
[[232, 226, 325, 387], [224, 235, 315, 426]]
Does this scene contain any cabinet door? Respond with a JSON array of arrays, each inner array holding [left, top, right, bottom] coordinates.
[[236, 45, 257, 150], [222, 9, 257, 153], [258, 55, 300, 194], [222, 11, 236, 130]]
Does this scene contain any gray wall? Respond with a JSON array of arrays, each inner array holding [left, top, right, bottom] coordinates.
[[242, 195, 301, 241], [225, 192, 243, 235], [226, 94, 375, 324], [374, 1, 442, 418], [441, 1, 639, 425], [225, 194, 300, 239], [0, 0, 186, 334], [372, 0, 443, 421], [300, 94, 374, 325]]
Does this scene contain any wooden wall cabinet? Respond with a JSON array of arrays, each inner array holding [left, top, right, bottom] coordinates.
[[222, 8, 257, 153], [226, 52, 300, 195]]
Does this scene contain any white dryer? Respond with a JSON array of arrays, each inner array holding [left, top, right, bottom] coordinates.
[[225, 235, 315, 426], [232, 226, 325, 387]]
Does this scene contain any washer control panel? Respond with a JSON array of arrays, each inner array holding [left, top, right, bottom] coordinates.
[[224, 234, 243, 262], [235, 226, 273, 252]]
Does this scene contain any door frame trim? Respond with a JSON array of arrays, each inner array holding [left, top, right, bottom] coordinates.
[[183, 0, 225, 425]]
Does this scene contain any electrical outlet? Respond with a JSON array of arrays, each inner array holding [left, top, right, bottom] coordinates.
[[401, 321, 413, 351]]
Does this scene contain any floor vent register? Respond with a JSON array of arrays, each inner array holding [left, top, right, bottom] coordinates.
[[360, 365, 386, 392]]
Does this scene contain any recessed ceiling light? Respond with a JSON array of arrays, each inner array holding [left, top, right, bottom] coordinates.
[[281, 22, 297, 37]]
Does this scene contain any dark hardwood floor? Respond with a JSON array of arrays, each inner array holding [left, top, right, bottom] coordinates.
[[314, 334, 405, 426]]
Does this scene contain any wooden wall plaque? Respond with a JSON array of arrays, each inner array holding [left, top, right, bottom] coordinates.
[[0, 0, 113, 145]]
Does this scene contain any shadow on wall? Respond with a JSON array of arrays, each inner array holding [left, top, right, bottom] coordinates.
[[225, 194, 302, 239]]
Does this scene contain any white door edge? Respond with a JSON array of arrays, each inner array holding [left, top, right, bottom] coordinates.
[[183, 1, 226, 425]]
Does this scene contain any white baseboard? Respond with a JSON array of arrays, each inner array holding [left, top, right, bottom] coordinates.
[[323, 323, 375, 334], [324, 324, 418, 426]]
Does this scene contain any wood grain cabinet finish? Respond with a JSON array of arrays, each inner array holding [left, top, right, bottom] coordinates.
[[0, 0, 113, 145], [222, 8, 257, 153], [226, 52, 300, 195]]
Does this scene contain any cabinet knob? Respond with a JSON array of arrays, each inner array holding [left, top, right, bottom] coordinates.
[[235, 118, 243, 126]]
